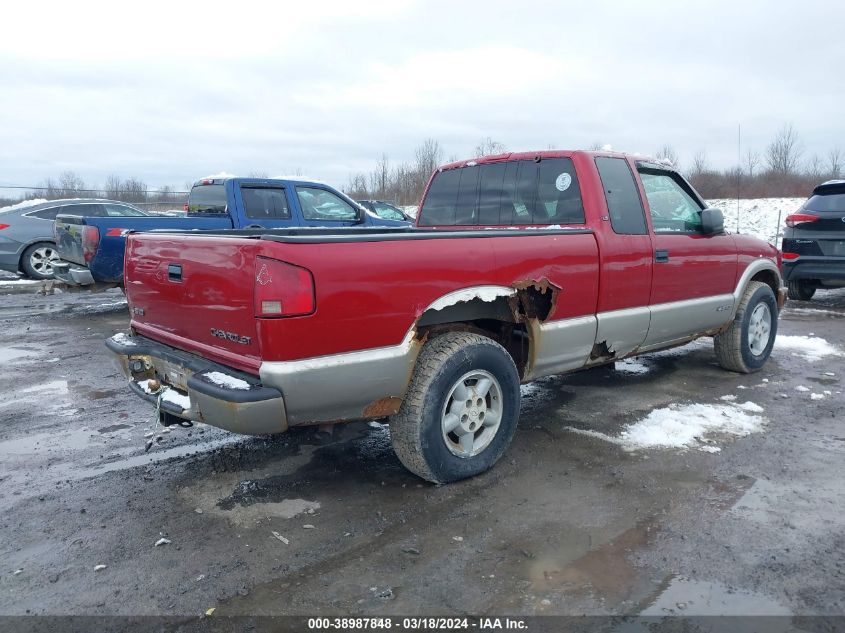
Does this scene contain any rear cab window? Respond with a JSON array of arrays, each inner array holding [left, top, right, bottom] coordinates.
[[241, 186, 291, 220], [418, 157, 584, 227], [188, 183, 227, 214]]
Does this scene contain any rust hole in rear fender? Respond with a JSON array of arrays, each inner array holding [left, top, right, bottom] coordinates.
[[511, 278, 560, 322]]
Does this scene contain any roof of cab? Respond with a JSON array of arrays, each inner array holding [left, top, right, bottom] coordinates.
[[435, 149, 664, 173]]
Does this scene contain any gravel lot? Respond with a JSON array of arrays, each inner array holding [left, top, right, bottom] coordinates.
[[0, 276, 843, 619]]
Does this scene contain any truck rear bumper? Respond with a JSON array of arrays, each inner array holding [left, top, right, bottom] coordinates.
[[52, 260, 95, 286], [106, 333, 288, 435]]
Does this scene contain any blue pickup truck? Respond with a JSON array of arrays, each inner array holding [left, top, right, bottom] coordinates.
[[53, 175, 409, 287]]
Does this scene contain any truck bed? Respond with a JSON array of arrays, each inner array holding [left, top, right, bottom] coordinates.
[[123, 226, 601, 371]]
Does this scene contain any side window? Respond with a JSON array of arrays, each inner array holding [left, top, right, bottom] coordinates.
[[638, 171, 704, 233], [241, 187, 290, 220], [104, 204, 146, 217], [60, 203, 103, 217], [27, 207, 61, 220], [595, 157, 647, 235], [372, 202, 405, 221], [296, 187, 358, 221]]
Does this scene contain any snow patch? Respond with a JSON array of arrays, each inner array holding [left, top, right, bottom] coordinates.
[[0, 198, 49, 214], [795, 385, 810, 392], [204, 371, 250, 390], [810, 393, 825, 401], [616, 358, 650, 375], [110, 332, 135, 346], [161, 388, 191, 410], [566, 402, 766, 452], [775, 335, 842, 361]]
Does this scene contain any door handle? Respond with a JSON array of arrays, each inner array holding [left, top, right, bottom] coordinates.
[[655, 249, 669, 263], [168, 263, 182, 282]]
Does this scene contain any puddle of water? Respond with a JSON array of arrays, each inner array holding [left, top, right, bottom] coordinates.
[[640, 576, 791, 616]]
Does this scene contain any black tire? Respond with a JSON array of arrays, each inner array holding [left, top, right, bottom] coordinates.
[[389, 332, 521, 484], [714, 281, 778, 373], [787, 279, 815, 301], [20, 241, 58, 280]]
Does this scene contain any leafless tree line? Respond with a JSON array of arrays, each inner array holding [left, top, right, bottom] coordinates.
[[2, 172, 187, 210], [674, 124, 842, 199], [348, 125, 842, 205]]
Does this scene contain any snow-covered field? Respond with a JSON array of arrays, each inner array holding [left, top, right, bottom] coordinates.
[[707, 197, 804, 247]]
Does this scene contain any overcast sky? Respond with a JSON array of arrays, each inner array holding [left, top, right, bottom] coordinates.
[[1, 0, 842, 193]]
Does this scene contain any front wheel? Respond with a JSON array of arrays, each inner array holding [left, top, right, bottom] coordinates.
[[714, 281, 778, 373], [389, 332, 521, 483], [787, 279, 815, 301], [20, 242, 59, 279]]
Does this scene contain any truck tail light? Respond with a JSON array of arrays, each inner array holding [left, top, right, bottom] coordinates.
[[82, 226, 100, 263], [782, 251, 799, 261], [254, 256, 315, 318], [0, 224, 9, 230], [785, 213, 819, 228]]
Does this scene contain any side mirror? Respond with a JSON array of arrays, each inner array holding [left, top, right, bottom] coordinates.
[[701, 207, 724, 235]]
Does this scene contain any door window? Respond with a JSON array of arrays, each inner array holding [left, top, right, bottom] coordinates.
[[638, 171, 704, 233], [241, 187, 291, 220], [296, 187, 358, 221], [371, 202, 406, 221], [595, 157, 648, 235]]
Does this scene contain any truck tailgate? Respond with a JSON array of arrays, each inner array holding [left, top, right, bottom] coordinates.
[[54, 215, 87, 265], [125, 234, 263, 372]]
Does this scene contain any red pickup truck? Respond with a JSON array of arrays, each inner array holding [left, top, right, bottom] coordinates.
[[107, 151, 785, 483]]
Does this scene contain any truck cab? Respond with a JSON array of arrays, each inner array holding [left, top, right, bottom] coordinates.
[[53, 176, 409, 287]]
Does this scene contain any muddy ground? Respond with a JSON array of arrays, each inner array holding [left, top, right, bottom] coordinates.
[[0, 278, 843, 619]]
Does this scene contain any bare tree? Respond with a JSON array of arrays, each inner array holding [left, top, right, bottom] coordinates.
[[121, 177, 148, 203], [474, 137, 506, 157], [806, 154, 824, 180], [247, 170, 269, 178], [587, 142, 603, 151], [744, 149, 760, 177], [375, 154, 389, 198], [689, 150, 709, 178], [765, 123, 803, 174], [656, 145, 680, 169], [414, 138, 443, 177], [57, 171, 86, 198], [828, 147, 842, 179], [104, 175, 122, 199]]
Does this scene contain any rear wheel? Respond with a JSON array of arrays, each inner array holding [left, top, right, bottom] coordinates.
[[389, 332, 521, 483], [787, 279, 815, 301], [20, 242, 59, 280], [714, 281, 778, 373]]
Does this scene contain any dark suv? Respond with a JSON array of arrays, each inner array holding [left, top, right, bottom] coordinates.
[[782, 181, 845, 300]]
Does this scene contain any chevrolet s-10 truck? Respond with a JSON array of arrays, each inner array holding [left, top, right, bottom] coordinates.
[[52, 176, 409, 287], [107, 151, 785, 483]]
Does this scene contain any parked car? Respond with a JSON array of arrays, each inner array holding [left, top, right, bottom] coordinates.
[[781, 180, 845, 300], [0, 199, 148, 280], [53, 176, 408, 287], [357, 199, 413, 222], [107, 150, 784, 483]]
